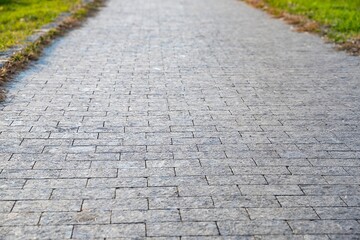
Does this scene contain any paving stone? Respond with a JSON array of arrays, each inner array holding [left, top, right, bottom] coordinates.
[[0, 179, 26, 189], [117, 168, 175, 177], [181, 208, 249, 221], [146, 159, 201, 168], [265, 175, 327, 185], [213, 196, 280, 208], [0, 189, 52, 200], [51, 187, 115, 200], [0, 213, 40, 226], [207, 175, 267, 185], [147, 222, 219, 237], [87, 177, 147, 188], [82, 199, 148, 211], [40, 210, 111, 225], [182, 237, 253, 240], [112, 210, 180, 223], [239, 185, 303, 195], [24, 179, 87, 189], [199, 158, 256, 167], [300, 185, 360, 195], [116, 187, 178, 199], [247, 207, 318, 220], [12, 200, 82, 212], [178, 185, 241, 197], [277, 196, 347, 207], [253, 235, 329, 240], [0, 226, 73, 239], [314, 207, 360, 220], [148, 176, 208, 186], [33, 160, 91, 170], [91, 160, 145, 169], [73, 224, 145, 238], [288, 220, 360, 234], [218, 220, 292, 235], [149, 197, 214, 209]]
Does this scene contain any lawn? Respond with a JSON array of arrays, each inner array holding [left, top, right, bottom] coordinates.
[[0, 0, 82, 51], [246, 0, 360, 44]]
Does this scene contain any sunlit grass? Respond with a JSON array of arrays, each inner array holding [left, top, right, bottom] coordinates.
[[262, 0, 360, 42], [0, 0, 81, 51]]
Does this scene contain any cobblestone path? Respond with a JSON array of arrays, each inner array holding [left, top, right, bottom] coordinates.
[[1, 0, 360, 238]]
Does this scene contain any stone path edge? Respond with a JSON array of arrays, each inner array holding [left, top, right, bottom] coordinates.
[[0, 0, 105, 101]]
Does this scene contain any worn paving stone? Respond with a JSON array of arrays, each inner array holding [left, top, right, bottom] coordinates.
[[72, 224, 145, 238], [112, 210, 180, 223], [288, 220, 360, 234], [218, 220, 292, 235], [40, 210, 111, 225], [0, 0, 360, 238], [147, 222, 219, 237]]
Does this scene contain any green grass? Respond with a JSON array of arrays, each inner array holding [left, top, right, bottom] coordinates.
[[0, 0, 82, 51], [262, 0, 360, 42]]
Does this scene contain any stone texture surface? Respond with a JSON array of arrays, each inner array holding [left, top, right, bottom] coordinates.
[[0, 0, 360, 238]]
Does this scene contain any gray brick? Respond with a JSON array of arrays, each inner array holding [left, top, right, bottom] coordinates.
[[175, 166, 233, 176], [231, 166, 290, 175], [0, 189, 51, 200], [24, 179, 87, 189], [66, 153, 120, 161], [265, 175, 327, 185], [146, 159, 201, 168], [0, 169, 60, 179], [213, 196, 280, 208], [13, 200, 82, 212], [207, 175, 267, 185], [300, 185, 360, 195], [112, 210, 180, 223], [116, 187, 178, 198], [254, 158, 311, 166], [149, 197, 213, 209], [288, 166, 348, 175], [315, 207, 360, 220], [181, 208, 249, 221], [117, 168, 174, 177], [73, 224, 145, 238], [218, 220, 292, 235], [0, 179, 26, 189], [148, 176, 208, 186], [178, 185, 240, 197], [83, 199, 148, 211], [0, 226, 73, 239], [51, 187, 115, 199], [182, 237, 253, 240], [91, 160, 145, 168], [147, 222, 219, 237], [239, 185, 303, 195], [33, 160, 91, 169], [289, 220, 360, 234], [200, 158, 256, 167], [0, 213, 40, 226], [277, 196, 347, 207], [247, 207, 318, 220], [40, 210, 111, 225], [87, 177, 147, 188]]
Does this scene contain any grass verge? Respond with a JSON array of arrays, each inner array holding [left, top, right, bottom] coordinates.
[[243, 0, 360, 55], [0, 0, 105, 101]]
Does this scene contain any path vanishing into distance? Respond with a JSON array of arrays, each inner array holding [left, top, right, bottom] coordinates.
[[1, 0, 360, 238]]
